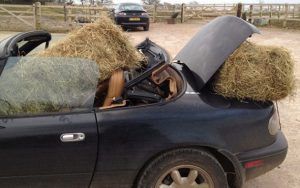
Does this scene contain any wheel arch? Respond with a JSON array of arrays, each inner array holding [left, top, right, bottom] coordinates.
[[133, 145, 244, 188]]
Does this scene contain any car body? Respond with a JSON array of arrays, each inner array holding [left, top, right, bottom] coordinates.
[[0, 16, 287, 188], [111, 3, 150, 31]]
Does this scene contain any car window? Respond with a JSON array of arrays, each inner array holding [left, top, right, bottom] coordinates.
[[0, 57, 99, 117], [25, 42, 47, 56], [16, 40, 27, 49], [119, 4, 144, 11]]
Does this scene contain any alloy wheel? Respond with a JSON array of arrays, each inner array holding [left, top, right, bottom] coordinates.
[[155, 165, 214, 188]]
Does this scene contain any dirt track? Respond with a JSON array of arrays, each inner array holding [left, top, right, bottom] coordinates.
[[0, 22, 299, 188]]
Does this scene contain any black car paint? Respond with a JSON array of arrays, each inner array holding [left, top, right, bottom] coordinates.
[[238, 131, 287, 181], [175, 16, 259, 90], [90, 63, 285, 188], [114, 14, 149, 27], [0, 16, 288, 188], [0, 112, 98, 188]]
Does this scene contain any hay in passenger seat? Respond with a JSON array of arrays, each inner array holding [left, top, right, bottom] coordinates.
[[37, 15, 143, 82]]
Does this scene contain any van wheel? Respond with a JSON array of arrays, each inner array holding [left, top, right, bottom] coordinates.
[[136, 148, 228, 188]]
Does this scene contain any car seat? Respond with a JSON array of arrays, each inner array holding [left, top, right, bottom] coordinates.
[[102, 69, 125, 107]]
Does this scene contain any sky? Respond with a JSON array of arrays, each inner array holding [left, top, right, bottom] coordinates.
[[75, 0, 300, 4], [113, 0, 300, 4]]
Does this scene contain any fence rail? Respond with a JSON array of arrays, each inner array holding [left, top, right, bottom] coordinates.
[[0, 2, 300, 31]]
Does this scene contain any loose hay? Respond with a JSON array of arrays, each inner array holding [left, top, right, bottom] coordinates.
[[0, 16, 144, 116], [37, 16, 143, 82], [213, 41, 295, 101]]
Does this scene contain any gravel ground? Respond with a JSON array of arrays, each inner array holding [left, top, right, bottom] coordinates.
[[0, 22, 299, 188]]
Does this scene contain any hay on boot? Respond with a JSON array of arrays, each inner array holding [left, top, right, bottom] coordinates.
[[213, 41, 295, 101], [37, 16, 143, 82]]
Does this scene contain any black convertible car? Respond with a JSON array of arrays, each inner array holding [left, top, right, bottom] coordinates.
[[0, 16, 287, 188]]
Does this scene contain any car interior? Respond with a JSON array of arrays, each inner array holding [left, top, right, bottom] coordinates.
[[93, 40, 184, 109], [9, 35, 185, 111]]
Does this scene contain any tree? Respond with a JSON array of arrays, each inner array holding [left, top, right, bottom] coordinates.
[[142, 0, 160, 5], [189, 1, 199, 5]]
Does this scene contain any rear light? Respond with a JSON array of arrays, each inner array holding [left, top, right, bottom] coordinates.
[[141, 12, 148, 16], [244, 160, 264, 169], [118, 12, 126, 16], [268, 107, 280, 135]]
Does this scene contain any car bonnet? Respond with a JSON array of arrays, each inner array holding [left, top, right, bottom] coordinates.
[[174, 16, 259, 90]]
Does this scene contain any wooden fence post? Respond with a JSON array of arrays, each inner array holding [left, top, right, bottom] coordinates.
[[64, 4, 67, 22], [33, 2, 41, 30], [33, 3, 35, 24], [269, 5, 273, 18], [283, 3, 288, 27], [293, 5, 295, 18], [236, 3, 242, 18], [180, 3, 185, 23], [153, 4, 157, 23], [259, 4, 263, 17], [67, 7, 72, 23], [249, 4, 253, 23], [88, 6, 91, 21], [278, 5, 281, 19]]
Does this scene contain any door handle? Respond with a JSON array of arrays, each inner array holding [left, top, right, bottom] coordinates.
[[60, 133, 85, 142]]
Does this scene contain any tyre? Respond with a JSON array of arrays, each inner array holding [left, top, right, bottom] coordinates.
[[143, 25, 149, 31], [136, 148, 228, 188], [122, 26, 127, 31]]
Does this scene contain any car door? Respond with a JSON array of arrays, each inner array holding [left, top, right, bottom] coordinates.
[[0, 56, 100, 188], [0, 113, 98, 188]]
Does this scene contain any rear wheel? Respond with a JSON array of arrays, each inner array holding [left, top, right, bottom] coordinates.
[[136, 148, 228, 188]]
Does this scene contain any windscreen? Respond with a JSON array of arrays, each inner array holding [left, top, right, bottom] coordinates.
[[0, 57, 99, 116], [119, 3, 144, 11]]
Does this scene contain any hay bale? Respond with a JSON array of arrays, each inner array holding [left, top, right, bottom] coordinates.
[[37, 16, 143, 82], [213, 41, 295, 101], [0, 57, 99, 116]]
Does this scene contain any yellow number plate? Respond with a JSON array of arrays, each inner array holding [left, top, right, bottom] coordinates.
[[129, 17, 141, 21]]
